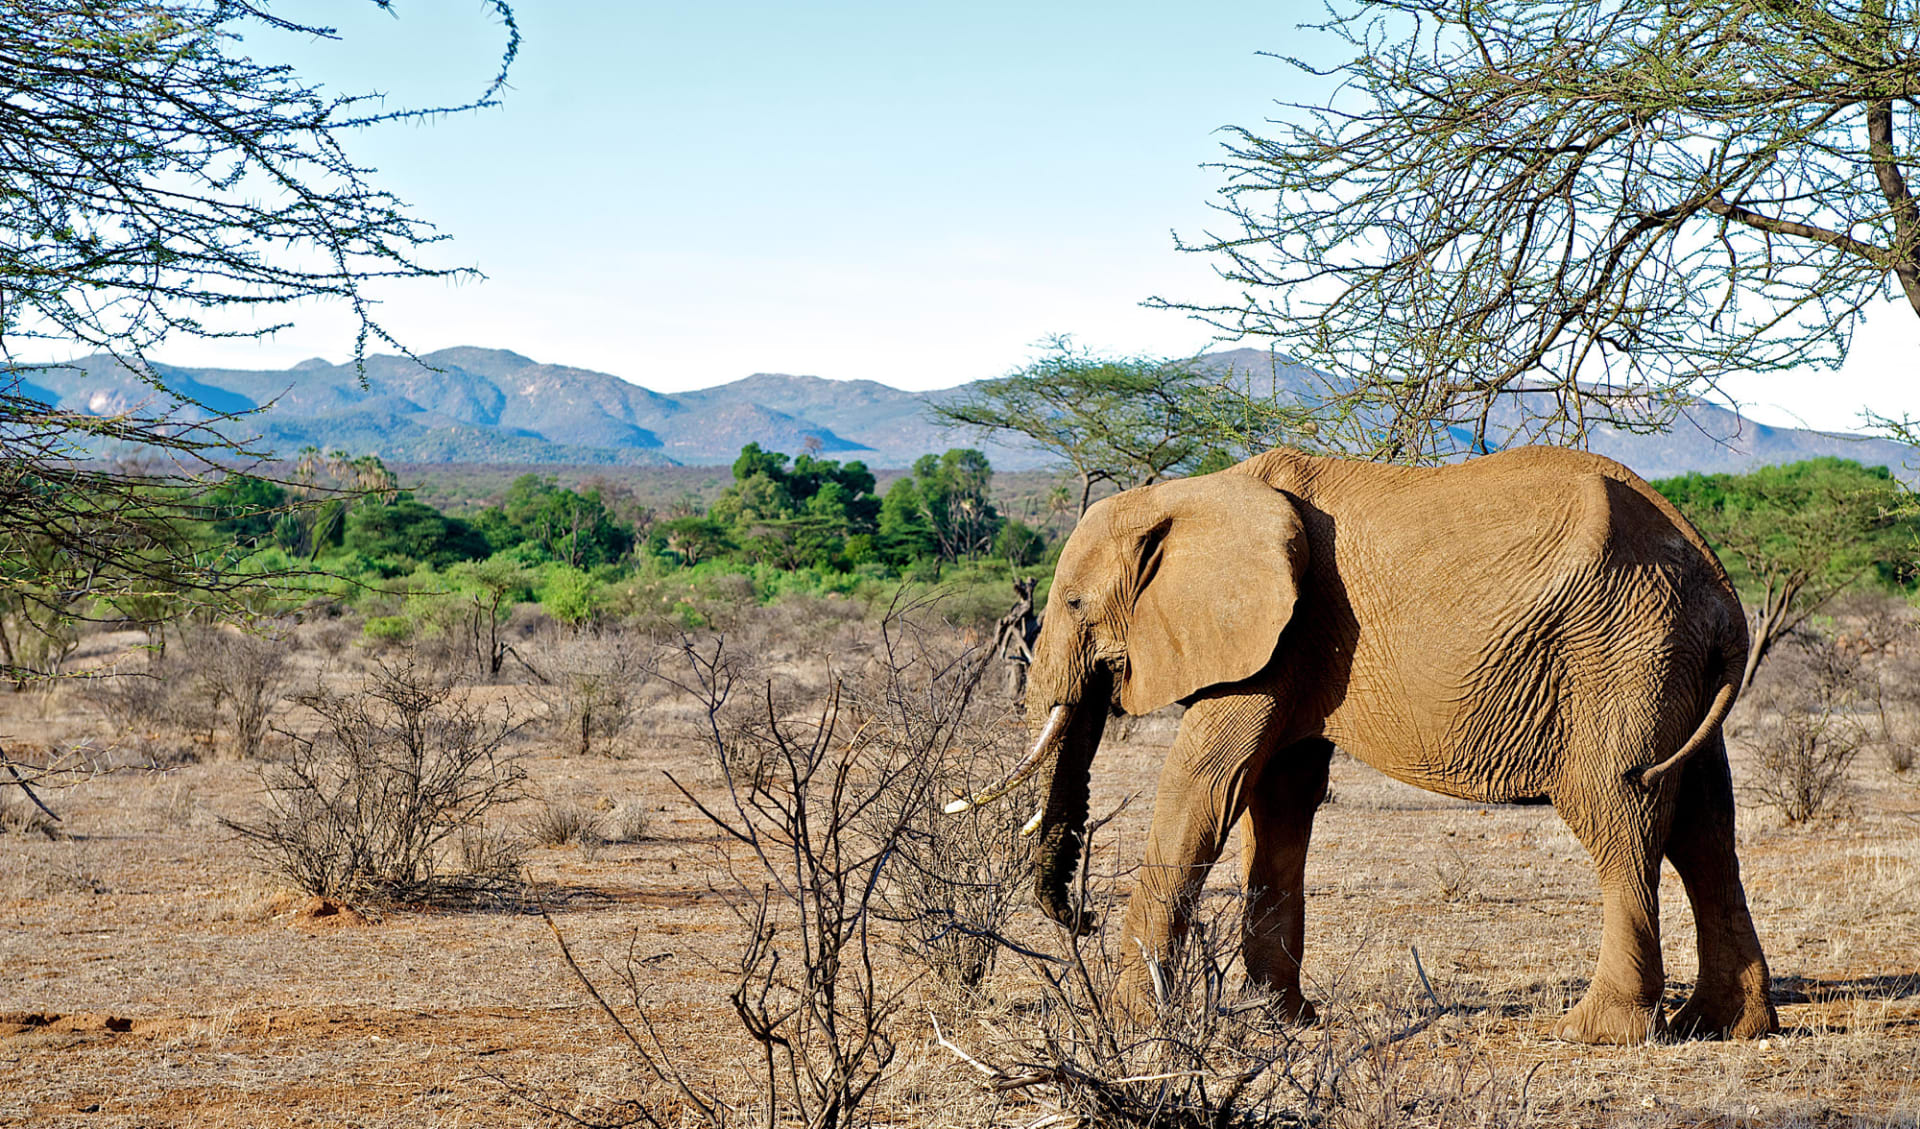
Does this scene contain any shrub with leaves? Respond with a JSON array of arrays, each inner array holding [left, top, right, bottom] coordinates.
[[224, 661, 526, 906]]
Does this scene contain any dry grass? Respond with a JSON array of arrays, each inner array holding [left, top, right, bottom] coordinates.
[[2, 608, 1918, 1127]]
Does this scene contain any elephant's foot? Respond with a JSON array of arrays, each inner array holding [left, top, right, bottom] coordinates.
[[1550, 990, 1665, 1045], [1242, 969, 1316, 1023], [1268, 988, 1317, 1024], [1112, 966, 1157, 1024], [1669, 980, 1777, 1040], [1115, 971, 1319, 1026]]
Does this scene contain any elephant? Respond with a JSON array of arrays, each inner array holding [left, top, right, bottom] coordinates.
[[948, 445, 1776, 1044]]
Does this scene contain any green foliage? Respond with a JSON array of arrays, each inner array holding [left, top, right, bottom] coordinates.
[[932, 337, 1303, 514], [474, 475, 633, 568], [1657, 459, 1918, 598], [343, 498, 491, 574], [1656, 458, 1919, 688], [882, 449, 1002, 565], [72, 439, 1061, 648], [363, 615, 415, 644], [705, 443, 884, 570], [204, 475, 289, 546], [654, 515, 734, 567], [539, 565, 601, 630], [994, 519, 1046, 568]]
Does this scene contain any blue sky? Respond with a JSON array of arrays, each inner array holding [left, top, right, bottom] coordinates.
[[162, 1, 1915, 435]]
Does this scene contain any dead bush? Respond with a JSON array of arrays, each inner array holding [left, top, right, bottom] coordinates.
[[530, 631, 653, 757], [0, 790, 61, 839], [223, 661, 527, 907], [82, 670, 174, 732], [530, 627, 943, 1129], [308, 615, 358, 660], [1742, 627, 1865, 823], [934, 808, 1535, 1129], [209, 629, 295, 759], [846, 598, 1032, 993], [160, 626, 295, 759], [1, 740, 106, 830], [600, 798, 651, 843], [523, 798, 601, 847], [1749, 707, 1864, 823]]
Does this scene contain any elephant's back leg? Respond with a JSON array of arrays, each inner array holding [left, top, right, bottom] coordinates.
[[1545, 764, 1675, 1044], [1663, 734, 1777, 1038]]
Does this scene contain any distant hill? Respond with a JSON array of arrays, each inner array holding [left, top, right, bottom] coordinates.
[[1190, 347, 1918, 482], [8, 346, 1912, 480]]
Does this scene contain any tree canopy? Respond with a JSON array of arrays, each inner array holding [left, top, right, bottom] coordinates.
[[931, 338, 1302, 515], [1168, 0, 1920, 461], [0, 1, 516, 680], [1656, 458, 1920, 689]]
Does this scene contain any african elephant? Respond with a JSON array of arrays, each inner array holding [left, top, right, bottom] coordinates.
[[950, 446, 1776, 1044]]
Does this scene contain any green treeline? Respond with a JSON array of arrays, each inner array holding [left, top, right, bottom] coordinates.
[[209, 450, 1920, 624], [11, 447, 1909, 676], [175, 443, 1057, 645]]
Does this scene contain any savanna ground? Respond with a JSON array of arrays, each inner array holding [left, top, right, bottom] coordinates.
[[2, 594, 1917, 1129]]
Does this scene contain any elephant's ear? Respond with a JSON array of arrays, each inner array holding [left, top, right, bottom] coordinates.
[[1120, 475, 1308, 715]]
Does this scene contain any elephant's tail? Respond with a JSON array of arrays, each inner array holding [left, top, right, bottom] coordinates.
[[1627, 657, 1739, 791]]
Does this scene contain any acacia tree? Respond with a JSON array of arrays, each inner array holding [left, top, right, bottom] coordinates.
[[0, 1, 517, 681], [1657, 458, 1920, 691], [1168, 0, 1920, 461], [933, 338, 1303, 516]]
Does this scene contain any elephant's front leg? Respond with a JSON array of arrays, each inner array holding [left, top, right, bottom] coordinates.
[[1241, 737, 1333, 1021], [1117, 692, 1280, 1016]]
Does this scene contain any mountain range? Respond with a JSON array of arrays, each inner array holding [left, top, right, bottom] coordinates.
[[10, 346, 1913, 481]]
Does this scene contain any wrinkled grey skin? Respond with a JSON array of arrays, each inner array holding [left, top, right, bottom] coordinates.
[[1015, 446, 1774, 1045]]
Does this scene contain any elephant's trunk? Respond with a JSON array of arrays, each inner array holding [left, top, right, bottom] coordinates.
[[1030, 665, 1113, 931]]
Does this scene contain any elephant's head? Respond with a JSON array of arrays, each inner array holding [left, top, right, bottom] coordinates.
[[948, 472, 1310, 928]]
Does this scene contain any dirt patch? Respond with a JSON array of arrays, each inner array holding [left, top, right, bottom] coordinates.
[[285, 895, 370, 928]]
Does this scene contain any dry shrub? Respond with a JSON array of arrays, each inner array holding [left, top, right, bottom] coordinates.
[[523, 798, 601, 847], [0, 740, 108, 831], [1858, 605, 1920, 775], [941, 856, 1530, 1129], [1741, 627, 1865, 823], [307, 615, 358, 660], [521, 600, 1552, 1129], [141, 626, 296, 759], [0, 790, 61, 839], [530, 618, 954, 1129], [530, 631, 653, 757], [223, 661, 527, 907], [754, 592, 871, 656], [846, 598, 1032, 993], [1430, 842, 1480, 904], [1749, 709, 1864, 823], [82, 669, 175, 732], [601, 798, 652, 843], [206, 628, 295, 759]]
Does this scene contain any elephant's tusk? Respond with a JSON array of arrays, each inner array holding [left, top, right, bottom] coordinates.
[[1019, 806, 1045, 837], [943, 704, 1071, 815]]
